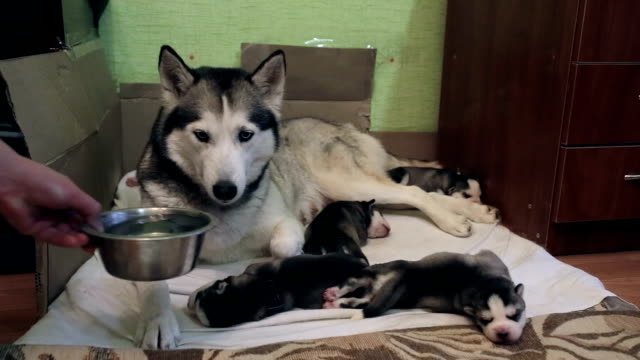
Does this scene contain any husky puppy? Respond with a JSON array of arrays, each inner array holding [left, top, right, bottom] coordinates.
[[387, 167, 482, 203], [187, 254, 368, 327], [323, 250, 526, 344], [303, 200, 390, 264], [132, 46, 500, 349]]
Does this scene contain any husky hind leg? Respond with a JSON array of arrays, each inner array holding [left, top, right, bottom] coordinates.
[[386, 153, 442, 169], [318, 176, 498, 236]]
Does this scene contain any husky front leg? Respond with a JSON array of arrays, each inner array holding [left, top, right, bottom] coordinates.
[[270, 216, 304, 258], [135, 281, 180, 349]]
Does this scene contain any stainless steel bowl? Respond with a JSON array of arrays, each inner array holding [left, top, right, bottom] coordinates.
[[83, 207, 215, 281]]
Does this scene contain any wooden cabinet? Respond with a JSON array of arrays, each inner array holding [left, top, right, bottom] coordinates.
[[565, 65, 640, 145], [439, 0, 640, 254], [554, 146, 640, 222]]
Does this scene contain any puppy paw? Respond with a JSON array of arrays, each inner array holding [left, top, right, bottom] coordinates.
[[323, 301, 339, 309], [323, 287, 339, 301], [136, 308, 180, 349]]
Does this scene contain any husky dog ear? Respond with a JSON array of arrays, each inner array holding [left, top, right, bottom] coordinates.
[[250, 50, 286, 117], [158, 45, 194, 104], [515, 283, 525, 297]]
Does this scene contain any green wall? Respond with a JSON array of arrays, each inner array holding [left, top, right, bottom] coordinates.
[[100, 0, 447, 132]]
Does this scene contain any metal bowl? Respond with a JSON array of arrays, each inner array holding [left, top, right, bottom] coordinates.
[[83, 207, 215, 281]]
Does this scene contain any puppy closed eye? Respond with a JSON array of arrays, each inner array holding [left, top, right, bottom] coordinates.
[[463, 193, 472, 199], [478, 317, 493, 326], [507, 312, 521, 321]]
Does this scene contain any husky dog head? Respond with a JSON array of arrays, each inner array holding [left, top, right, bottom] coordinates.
[[462, 279, 526, 344], [153, 45, 286, 206]]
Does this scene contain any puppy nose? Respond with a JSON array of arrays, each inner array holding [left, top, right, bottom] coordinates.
[[497, 331, 509, 340], [213, 181, 237, 201]]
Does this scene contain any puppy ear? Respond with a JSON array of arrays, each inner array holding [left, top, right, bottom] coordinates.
[[215, 281, 228, 295], [368, 199, 376, 206], [515, 283, 525, 297], [158, 45, 194, 105], [250, 50, 286, 117]]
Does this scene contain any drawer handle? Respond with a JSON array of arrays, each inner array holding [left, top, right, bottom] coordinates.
[[624, 174, 640, 181]]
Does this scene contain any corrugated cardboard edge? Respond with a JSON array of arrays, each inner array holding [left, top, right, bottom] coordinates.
[[2, 40, 122, 313]]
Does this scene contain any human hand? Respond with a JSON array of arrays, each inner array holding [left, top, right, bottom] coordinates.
[[0, 142, 102, 247]]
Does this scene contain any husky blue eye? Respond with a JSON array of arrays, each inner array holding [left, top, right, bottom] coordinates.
[[239, 130, 254, 142], [193, 130, 210, 143]]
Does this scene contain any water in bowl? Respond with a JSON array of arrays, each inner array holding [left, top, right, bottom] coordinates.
[[104, 213, 209, 238]]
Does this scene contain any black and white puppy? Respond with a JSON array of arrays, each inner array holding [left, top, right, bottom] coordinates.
[[303, 200, 390, 265], [323, 250, 526, 344], [387, 167, 482, 203], [187, 253, 368, 327]]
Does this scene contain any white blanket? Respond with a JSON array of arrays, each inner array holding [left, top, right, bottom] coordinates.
[[17, 212, 614, 349]]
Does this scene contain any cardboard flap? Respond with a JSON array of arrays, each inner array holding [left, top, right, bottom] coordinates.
[[241, 43, 376, 102], [241, 43, 376, 130], [0, 41, 117, 164]]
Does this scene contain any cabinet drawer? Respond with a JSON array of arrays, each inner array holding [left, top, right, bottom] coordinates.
[[554, 146, 640, 223], [577, 0, 640, 61], [565, 65, 640, 145]]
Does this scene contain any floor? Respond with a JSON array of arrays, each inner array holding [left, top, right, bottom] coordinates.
[[0, 273, 37, 344], [558, 251, 640, 307], [0, 251, 638, 344]]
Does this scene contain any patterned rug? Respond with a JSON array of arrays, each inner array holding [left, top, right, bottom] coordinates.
[[2, 297, 638, 360]]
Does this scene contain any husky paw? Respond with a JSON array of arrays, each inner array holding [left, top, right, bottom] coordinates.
[[438, 214, 472, 237], [136, 308, 180, 349], [351, 310, 365, 320], [466, 203, 500, 224], [270, 236, 303, 258], [323, 287, 339, 301], [270, 220, 304, 258]]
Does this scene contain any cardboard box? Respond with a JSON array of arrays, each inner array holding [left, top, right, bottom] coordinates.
[[0, 39, 121, 314]]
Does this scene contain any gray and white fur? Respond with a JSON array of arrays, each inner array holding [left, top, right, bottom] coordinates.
[[387, 167, 482, 204], [187, 254, 368, 327], [303, 200, 390, 265], [129, 46, 501, 349], [323, 250, 526, 344]]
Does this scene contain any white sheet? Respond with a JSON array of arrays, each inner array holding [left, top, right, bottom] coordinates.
[[17, 212, 614, 349]]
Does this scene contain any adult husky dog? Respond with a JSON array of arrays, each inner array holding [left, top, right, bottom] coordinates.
[[132, 45, 499, 349]]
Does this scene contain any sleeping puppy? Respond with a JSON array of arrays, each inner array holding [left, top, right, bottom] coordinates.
[[187, 253, 368, 327], [303, 200, 390, 265], [387, 167, 482, 203], [323, 250, 526, 344]]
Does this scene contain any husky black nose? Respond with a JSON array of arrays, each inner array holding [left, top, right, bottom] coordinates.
[[213, 181, 237, 201], [497, 331, 509, 340]]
